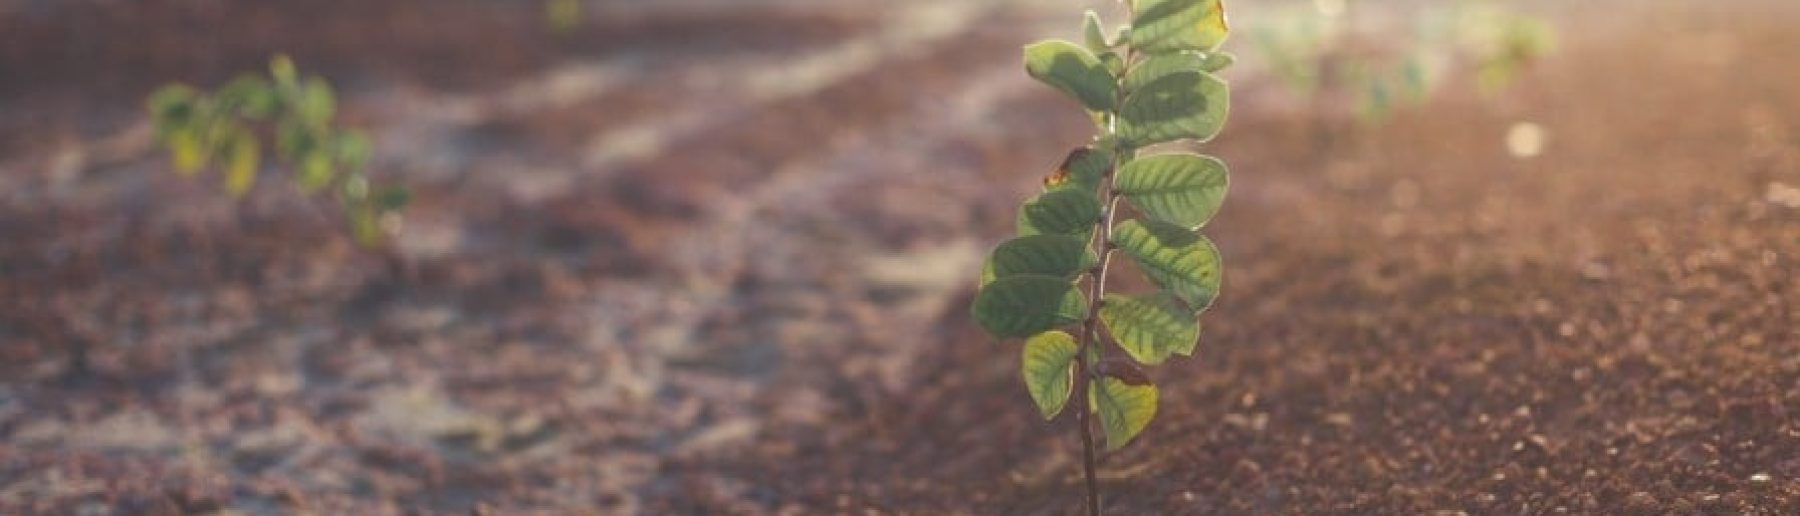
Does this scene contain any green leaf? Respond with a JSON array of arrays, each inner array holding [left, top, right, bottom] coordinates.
[[223, 130, 260, 197], [1099, 293, 1198, 364], [990, 234, 1096, 281], [1099, 52, 1125, 78], [1114, 153, 1228, 229], [276, 120, 313, 160], [299, 77, 337, 126], [1015, 206, 1038, 237], [1111, 218, 1222, 311], [1200, 51, 1236, 72], [546, 0, 582, 33], [1123, 52, 1206, 94], [1023, 40, 1117, 113], [1044, 147, 1112, 193], [1018, 188, 1101, 238], [342, 173, 370, 201], [217, 75, 276, 119], [1092, 375, 1158, 451], [1129, 0, 1229, 54], [972, 275, 1087, 339], [199, 116, 234, 151], [1082, 10, 1111, 52], [1118, 70, 1229, 147], [335, 131, 372, 166], [374, 186, 411, 212], [1021, 331, 1079, 419], [269, 55, 298, 87], [146, 85, 197, 128], [297, 152, 334, 193], [349, 205, 383, 246]]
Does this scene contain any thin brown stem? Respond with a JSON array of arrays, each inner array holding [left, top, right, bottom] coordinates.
[[1076, 7, 1133, 513], [1072, 362, 1101, 516], [1074, 150, 1125, 516]]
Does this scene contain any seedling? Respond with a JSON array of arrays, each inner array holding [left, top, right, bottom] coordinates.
[[970, 1, 1231, 513], [545, 0, 582, 34], [147, 55, 407, 246], [1249, 0, 1554, 123]]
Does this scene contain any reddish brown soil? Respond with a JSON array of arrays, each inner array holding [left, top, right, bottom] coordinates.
[[1, 0, 1797, 514]]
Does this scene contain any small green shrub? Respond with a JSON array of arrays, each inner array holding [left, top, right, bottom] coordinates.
[[1250, 0, 1554, 123], [147, 55, 407, 246], [971, 1, 1232, 513]]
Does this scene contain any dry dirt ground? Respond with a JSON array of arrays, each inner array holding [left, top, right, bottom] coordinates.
[[1, 0, 1798, 514]]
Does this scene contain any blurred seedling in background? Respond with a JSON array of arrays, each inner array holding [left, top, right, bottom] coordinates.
[[1250, 0, 1555, 124], [970, 0, 1232, 513], [147, 55, 408, 247], [545, 0, 582, 34]]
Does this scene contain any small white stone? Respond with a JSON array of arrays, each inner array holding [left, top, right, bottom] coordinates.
[[1766, 182, 1800, 208], [1506, 122, 1547, 159]]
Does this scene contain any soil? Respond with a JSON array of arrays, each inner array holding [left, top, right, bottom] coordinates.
[[1, 0, 1797, 514]]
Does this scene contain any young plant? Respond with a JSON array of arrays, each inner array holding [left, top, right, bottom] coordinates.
[[971, 1, 1231, 513], [545, 0, 582, 34], [1248, 0, 1555, 124], [147, 55, 407, 246]]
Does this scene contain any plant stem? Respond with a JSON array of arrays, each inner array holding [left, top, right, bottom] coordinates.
[[1070, 24, 1138, 512], [1074, 152, 1123, 516], [1072, 365, 1102, 516]]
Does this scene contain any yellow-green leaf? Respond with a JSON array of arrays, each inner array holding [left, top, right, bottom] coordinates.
[[350, 205, 383, 246], [979, 258, 997, 288], [167, 128, 206, 175], [1114, 153, 1229, 229], [1129, 0, 1229, 54], [297, 152, 334, 193], [299, 77, 337, 126], [342, 173, 370, 201], [1082, 10, 1111, 52], [336, 131, 373, 166], [546, 0, 581, 34], [1111, 218, 1222, 311], [223, 130, 259, 197], [1099, 294, 1198, 364], [1021, 331, 1079, 419], [1092, 376, 1158, 450], [269, 55, 298, 87]]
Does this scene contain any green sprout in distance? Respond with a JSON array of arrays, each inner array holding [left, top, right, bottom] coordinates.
[[971, 1, 1232, 513], [147, 55, 408, 247], [1248, 0, 1556, 124]]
